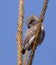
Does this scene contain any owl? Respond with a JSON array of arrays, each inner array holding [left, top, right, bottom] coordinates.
[[22, 15, 45, 54]]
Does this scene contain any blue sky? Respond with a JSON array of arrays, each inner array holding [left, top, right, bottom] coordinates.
[[0, 0, 56, 65]]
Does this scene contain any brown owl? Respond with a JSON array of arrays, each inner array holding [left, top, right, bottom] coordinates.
[[22, 15, 45, 54]]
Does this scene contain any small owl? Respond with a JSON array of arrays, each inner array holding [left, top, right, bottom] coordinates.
[[22, 15, 45, 54]]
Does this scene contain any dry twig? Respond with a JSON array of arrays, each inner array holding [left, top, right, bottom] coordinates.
[[16, 0, 24, 65], [24, 50, 28, 65]]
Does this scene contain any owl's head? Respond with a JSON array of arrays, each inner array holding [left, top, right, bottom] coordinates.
[[26, 15, 39, 28]]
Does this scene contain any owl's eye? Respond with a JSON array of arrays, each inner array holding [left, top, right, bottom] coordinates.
[[28, 25, 30, 28], [29, 19, 34, 25], [31, 21, 37, 26], [33, 21, 37, 24]]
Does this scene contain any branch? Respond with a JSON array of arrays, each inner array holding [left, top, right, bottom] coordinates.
[[16, 0, 24, 65], [24, 50, 28, 65], [28, 0, 48, 65]]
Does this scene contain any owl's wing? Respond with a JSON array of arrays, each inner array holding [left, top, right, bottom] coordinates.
[[22, 29, 35, 54], [38, 29, 45, 45], [24, 25, 37, 41], [23, 27, 37, 49], [24, 30, 34, 43]]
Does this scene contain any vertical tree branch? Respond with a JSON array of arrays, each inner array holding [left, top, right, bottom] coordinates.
[[24, 50, 28, 65], [28, 0, 48, 65], [16, 0, 24, 65]]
